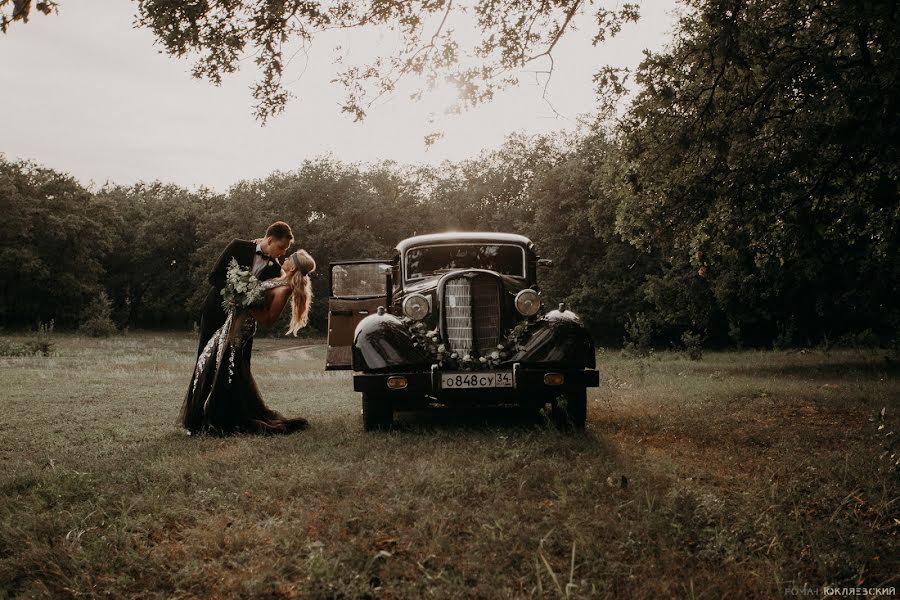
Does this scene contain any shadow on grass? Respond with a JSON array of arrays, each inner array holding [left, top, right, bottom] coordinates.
[[394, 404, 545, 431], [693, 356, 899, 380], [389, 405, 618, 452]]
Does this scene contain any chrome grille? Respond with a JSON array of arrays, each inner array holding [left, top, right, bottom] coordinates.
[[472, 278, 500, 353], [444, 276, 501, 356], [445, 278, 473, 352]]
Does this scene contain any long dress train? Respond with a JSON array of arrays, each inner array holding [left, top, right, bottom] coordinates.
[[181, 280, 308, 435]]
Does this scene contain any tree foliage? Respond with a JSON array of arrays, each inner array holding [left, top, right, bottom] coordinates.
[[95, 182, 215, 328], [0, 157, 107, 326], [2, 0, 897, 349], [132, 0, 637, 122], [4, 1, 637, 124], [606, 0, 900, 345], [0, 0, 56, 33]]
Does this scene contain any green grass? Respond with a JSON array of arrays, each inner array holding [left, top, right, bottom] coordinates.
[[1, 333, 898, 598]]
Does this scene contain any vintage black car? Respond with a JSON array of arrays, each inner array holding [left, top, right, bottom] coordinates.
[[325, 232, 600, 430]]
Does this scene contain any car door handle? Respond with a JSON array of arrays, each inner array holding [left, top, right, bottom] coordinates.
[[358, 310, 369, 315]]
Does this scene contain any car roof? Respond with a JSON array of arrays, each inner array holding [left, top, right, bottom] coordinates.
[[395, 232, 535, 253]]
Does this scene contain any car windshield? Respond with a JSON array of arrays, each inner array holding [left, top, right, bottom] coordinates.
[[405, 244, 525, 280]]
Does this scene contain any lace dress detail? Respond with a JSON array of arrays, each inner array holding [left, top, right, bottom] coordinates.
[[193, 280, 290, 390], [181, 279, 307, 435]]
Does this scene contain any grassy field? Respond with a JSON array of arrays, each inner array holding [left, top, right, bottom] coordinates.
[[1, 332, 898, 599]]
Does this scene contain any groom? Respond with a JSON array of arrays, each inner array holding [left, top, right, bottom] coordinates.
[[196, 221, 294, 357]]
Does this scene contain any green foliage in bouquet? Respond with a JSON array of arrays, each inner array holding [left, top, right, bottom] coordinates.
[[402, 317, 541, 371], [220, 258, 264, 313]]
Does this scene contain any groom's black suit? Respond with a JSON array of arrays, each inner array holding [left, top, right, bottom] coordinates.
[[196, 238, 284, 358]]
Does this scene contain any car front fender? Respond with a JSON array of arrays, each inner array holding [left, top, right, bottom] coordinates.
[[509, 317, 596, 369], [352, 312, 430, 372]]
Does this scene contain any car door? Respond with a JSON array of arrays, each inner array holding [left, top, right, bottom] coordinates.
[[326, 260, 391, 370]]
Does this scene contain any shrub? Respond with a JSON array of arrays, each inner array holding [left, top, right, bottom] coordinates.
[[0, 339, 53, 357], [835, 329, 881, 349], [79, 292, 117, 337], [773, 318, 796, 350], [623, 312, 653, 356], [681, 330, 705, 360], [79, 317, 118, 337], [727, 319, 743, 350], [0, 320, 57, 356]]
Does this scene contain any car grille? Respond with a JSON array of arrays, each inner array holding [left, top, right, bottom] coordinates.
[[444, 275, 501, 356]]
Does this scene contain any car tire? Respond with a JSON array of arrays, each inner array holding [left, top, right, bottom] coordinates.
[[552, 389, 587, 431], [362, 392, 393, 431]]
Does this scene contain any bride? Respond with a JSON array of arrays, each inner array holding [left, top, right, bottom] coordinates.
[[181, 249, 316, 435]]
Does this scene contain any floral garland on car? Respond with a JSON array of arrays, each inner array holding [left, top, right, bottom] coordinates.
[[402, 317, 542, 371]]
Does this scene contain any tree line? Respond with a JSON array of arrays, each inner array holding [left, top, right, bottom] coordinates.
[[1, 0, 896, 349]]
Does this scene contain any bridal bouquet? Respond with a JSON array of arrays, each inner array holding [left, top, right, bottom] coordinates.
[[220, 258, 264, 312]]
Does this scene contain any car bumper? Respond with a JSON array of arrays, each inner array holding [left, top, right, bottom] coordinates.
[[353, 364, 600, 395]]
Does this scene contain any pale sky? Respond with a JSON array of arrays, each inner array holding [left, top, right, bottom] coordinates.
[[1, 1, 678, 192]]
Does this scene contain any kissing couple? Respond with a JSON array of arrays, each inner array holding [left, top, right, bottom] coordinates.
[[180, 221, 315, 435]]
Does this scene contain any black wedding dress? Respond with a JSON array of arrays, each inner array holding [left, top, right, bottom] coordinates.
[[181, 280, 308, 435]]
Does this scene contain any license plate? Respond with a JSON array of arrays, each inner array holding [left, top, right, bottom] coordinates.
[[441, 372, 513, 389]]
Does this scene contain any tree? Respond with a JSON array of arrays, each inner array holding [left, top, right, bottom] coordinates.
[[95, 183, 214, 328], [521, 130, 656, 343], [0, 0, 56, 32], [608, 0, 900, 344], [0, 157, 109, 327], [50, 0, 639, 123], [423, 132, 569, 231]]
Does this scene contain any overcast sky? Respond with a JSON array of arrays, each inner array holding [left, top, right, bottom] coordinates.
[[1, 1, 678, 192]]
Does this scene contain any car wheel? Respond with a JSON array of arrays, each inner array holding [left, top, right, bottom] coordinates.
[[552, 389, 587, 431], [362, 392, 393, 431]]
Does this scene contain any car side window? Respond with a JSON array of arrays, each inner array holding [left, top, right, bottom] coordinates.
[[331, 263, 390, 298]]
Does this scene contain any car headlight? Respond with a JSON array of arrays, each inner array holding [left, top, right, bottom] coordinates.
[[402, 293, 430, 320], [515, 289, 541, 316]]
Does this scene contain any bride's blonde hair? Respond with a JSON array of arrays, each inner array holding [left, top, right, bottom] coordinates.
[[285, 249, 316, 336]]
